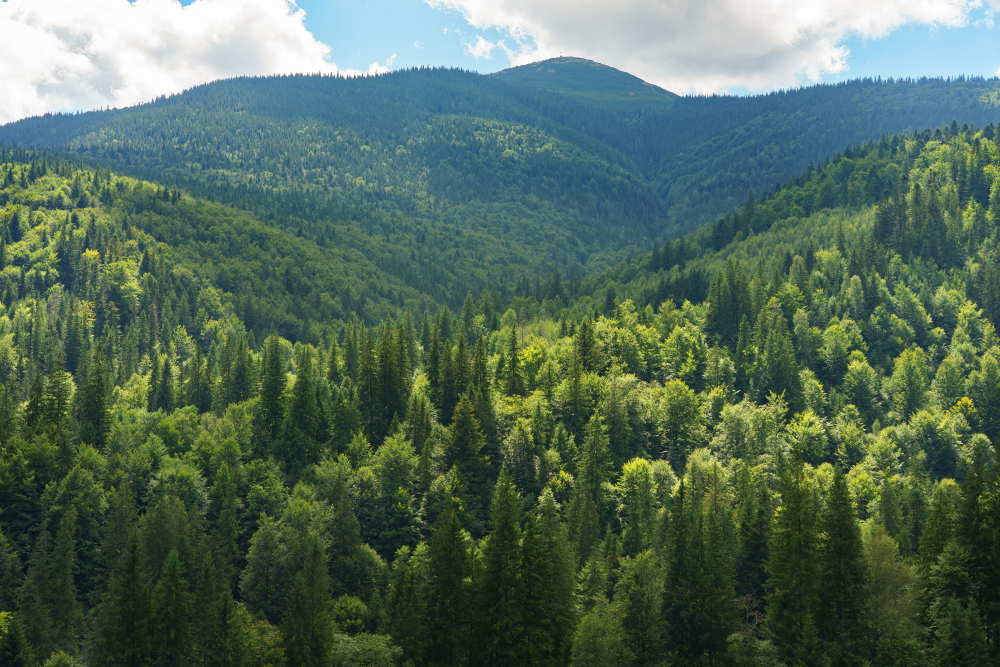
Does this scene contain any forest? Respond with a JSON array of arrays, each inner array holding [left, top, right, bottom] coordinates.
[[2, 66, 1000, 312], [0, 115, 999, 667]]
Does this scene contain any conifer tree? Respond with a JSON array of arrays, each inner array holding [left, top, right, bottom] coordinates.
[[48, 507, 80, 655], [664, 480, 694, 662], [819, 467, 866, 663], [575, 317, 598, 372], [18, 532, 52, 658], [483, 471, 525, 665], [280, 347, 320, 474], [93, 536, 152, 667], [0, 613, 37, 667], [753, 302, 802, 411], [521, 514, 555, 664], [569, 414, 608, 565], [357, 333, 384, 444], [428, 504, 470, 666], [259, 333, 287, 445], [79, 344, 110, 447], [538, 489, 578, 666], [153, 548, 191, 667], [212, 462, 241, 589], [766, 450, 821, 664], [503, 327, 524, 397], [240, 514, 288, 625], [282, 532, 333, 667]]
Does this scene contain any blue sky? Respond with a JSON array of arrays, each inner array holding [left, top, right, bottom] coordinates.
[[288, 0, 1000, 90], [2, 0, 999, 124]]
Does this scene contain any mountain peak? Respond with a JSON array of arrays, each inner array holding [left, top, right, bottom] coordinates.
[[495, 57, 678, 110]]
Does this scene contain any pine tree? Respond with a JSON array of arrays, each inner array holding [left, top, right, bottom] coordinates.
[[239, 514, 288, 625], [446, 396, 488, 521], [280, 347, 320, 475], [575, 317, 598, 372], [386, 548, 427, 666], [734, 463, 771, 604], [356, 333, 384, 445], [282, 532, 333, 667]]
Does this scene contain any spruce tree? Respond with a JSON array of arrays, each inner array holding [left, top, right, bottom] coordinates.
[[503, 328, 524, 397], [153, 548, 191, 667], [538, 489, 578, 666], [93, 536, 152, 667], [482, 471, 525, 665], [212, 462, 241, 590], [766, 450, 821, 665], [569, 414, 608, 565], [48, 507, 80, 655], [0, 613, 37, 667], [819, 467, 866, 663], [259, 333, 287, 445], [521, 514, 555, 664], [18, 531, 52, 658], [428, 504, 470, 666], [79, 344, 110, 447], [282, 532, 333, 667]]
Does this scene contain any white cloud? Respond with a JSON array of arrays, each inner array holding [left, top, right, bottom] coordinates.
[[0, 0, 376, 124], [466, 35, 497, 59], [429, 0, 999, 93]]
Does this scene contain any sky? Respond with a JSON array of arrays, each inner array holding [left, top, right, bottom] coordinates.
[[0, 0, 999, 124]]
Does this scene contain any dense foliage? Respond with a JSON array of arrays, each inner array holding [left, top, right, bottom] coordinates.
[[2, 118, 1000, 667], [2, 66, 1000, 312]]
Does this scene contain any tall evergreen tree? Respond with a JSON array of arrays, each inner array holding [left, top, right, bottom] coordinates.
[[152, 548, 191, 667], [819, 467, 866, 664], [766, 451, 822, 665], [47, 507, 80, 655], [282, 531, 333, 667], [482, 471, 525, 666]]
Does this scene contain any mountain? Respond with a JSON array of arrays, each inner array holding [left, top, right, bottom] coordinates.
[[3, 118, 1000, 667], [494, 56, 678, 110], [1, 65, 998, 317]]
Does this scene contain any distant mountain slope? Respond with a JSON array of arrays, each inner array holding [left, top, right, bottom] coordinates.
[[1, 67, 999, 308], [494, 56, 678, 111]]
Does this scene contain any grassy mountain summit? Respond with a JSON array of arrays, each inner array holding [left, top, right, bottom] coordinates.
[[494, 56, 678, 110]]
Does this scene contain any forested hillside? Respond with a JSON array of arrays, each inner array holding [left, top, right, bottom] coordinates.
[[494, 57, 678, 111], [3, 119, 1000, 666], [1, 65, 999, 310]]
